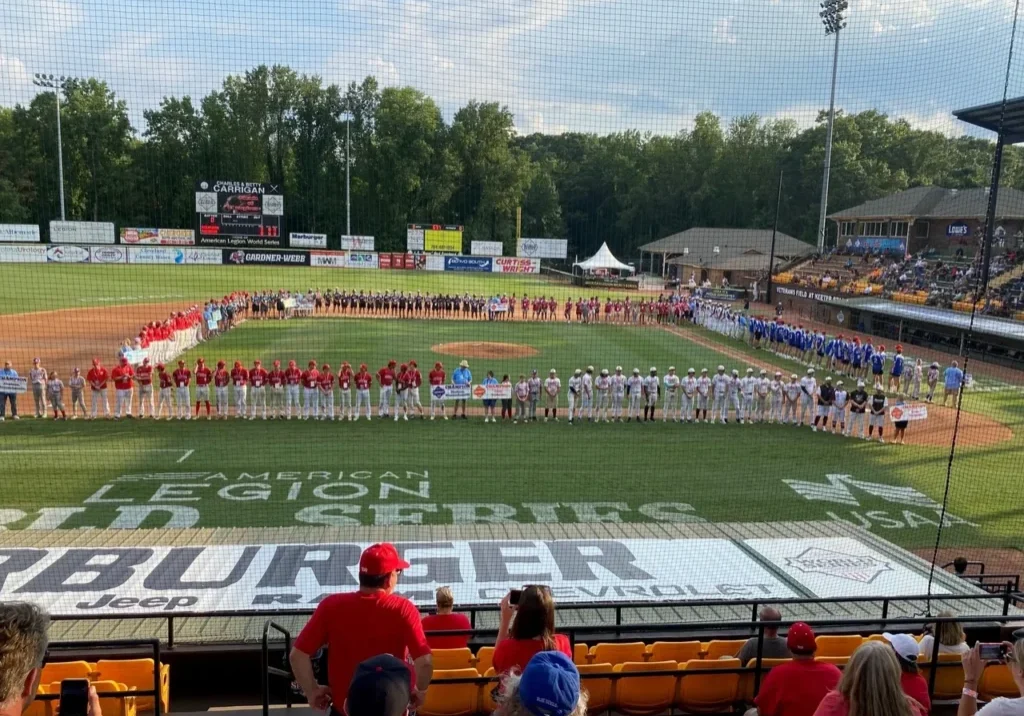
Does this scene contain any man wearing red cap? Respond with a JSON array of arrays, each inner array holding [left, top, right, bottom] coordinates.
[[301, 360, 320, 420], [156, 364, 174, 419], [284, 360, 302, 419], [290, 544, 433, 713], [231, 361, 249, 418], [172, 360, 192, 419], [354, 363, 373, 420], [338, 361, 353, 420], [112, 356, 135, 420], [317, 363, 335, 420], [428, 362, 446, 420], [407, 360, 424, 419], [86, 358, 110, 420], [750, 622, 839, 716], [137, 358, 154, 418], [268, 360, 285, 419], [250, 359, 269, 419], [377, 360, 396, 419], [195, 358, 213, 419], [214, 361, 230, 418], [394, 364, 410, 422]]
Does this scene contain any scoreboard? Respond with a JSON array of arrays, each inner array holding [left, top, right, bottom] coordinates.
[[407, 224, 463, 253], [195, 181, 284, 246]]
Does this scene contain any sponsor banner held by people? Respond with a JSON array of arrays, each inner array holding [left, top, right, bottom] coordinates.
[[127, 247, 186, 265], [310, 250, 347, 268], [119, 228, 195, 245], [433, 384, 471, 401], [121, 348, 149, 366], [346, 252, 379, 269], [0, 224, 41, 243], [517, 237, 567, 259], [471, 240, 503, 256], [207, 318, 219, 331], [183, 248, 222, 265], [223, 249, 310, 266], [487, 297, 510, 312], [289, 232, 327, 249], [340, 235, 375, 251], [889, 404, 928, 422], [46, 245, 91, 263], [472, 383, 512, 400], [492, 257, 540, 274], [88, 246, 128, 264], [49, 221, 116, 244], [0, 376, 29, 394], [444, 255, 492, 272]]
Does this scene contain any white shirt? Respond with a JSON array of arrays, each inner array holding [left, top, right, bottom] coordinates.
[[712, 374, 729, 396], [917, 636, 969, 658], [643, 376, 659, 396], [568, 376, 582, 395], [528, 377, 541, 396], [977, 698, 1024, 716], [626, 376, 643, 395], [682, 377, 697, 396], [834, 389, 848, 409], [581, 373, 593, 396], [697, 376, 711, 395], [611, 374, 626, 395], [740, 376, 756, 397], [726, 376, 739, 396], [544, 377, 561, 395], [800, 377, 817, 399], [595, 376, 611, 392], [769, 380, 782, 397], [785, 382, 802, 400], [664, 374, 680, 393], [757, 378, 770, 396]]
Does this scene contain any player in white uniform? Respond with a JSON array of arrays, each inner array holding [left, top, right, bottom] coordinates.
[[579, 366, 594, 421], [831, 380, 848, 434], [610, 367, 626, 421], [711, 366, 728, 423], [727, 369, 741, 423], [29, 358, 47, 418], [782, 374, 800, 424], [543, 369, 561, 422], [567, 369, 582, 424], [696, 368, 711, 422], [68, 368, 86, 419], [643, 367, 659, 421], [662, 367, 681, 422], [755, 369, 770, 423], [681, 368, 696, 423], [739, 368, 756, 424], [626, 368, 644, 421], [594, 369, 611, 422], [528, 369, 542, 421], [767, 371, 783, 423], [798, 368, 817, 426]]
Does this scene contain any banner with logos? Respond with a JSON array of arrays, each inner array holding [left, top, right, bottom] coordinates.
[[50, 221, 116, 245], [340, 235, 375, 251], [119, 228, 195, 246], [429, 384, 472, 401], [289, 232, 327, 249], [889, 404, 928, 422], [0, 245, 46, 263], [121, 348, 149, 366], [127, 247, 186, 265], [424, 254, 446, 271], [471, 241, 503, 257], [0, 224, 41, 243], [445, 256, 492, 272], [46, 245, 91, 263], [517, 238, 567, 259], [346, 252, 379, 269], [492, 257, 540, 274], [379, 253, 393, 269], [488, 297, 510, 313], [472, 384, 512, 400], [701, 287, 746, 301], [197, 235, 287, 249], [310, 250, 347, 268], [843, 236, 908, 255], [89, 246, 128, 264], [223, 249, 310, 266], [183, 248, 222, 265], [0, 376, 28, 394]]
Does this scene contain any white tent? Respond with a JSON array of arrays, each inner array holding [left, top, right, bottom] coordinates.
[[573, 242, 635, 273]]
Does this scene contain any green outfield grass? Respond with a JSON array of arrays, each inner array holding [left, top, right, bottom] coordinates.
[[0, 317, 1019, 549]]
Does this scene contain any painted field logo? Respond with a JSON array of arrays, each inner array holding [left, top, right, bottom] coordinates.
[[784, 547, 893, 584]]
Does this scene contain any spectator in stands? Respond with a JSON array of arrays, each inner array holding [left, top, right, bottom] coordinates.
[[953, 557, 970, 575], [495, 651, 585, 716], [737, 607, 793, 664], [421, 586, 471, 650], [343, 655, 411, 716], [959, 639, 1024, 716], [0, 602, 101, 716], [290, 543, 433, 712], [813, 641, 926, 716], [919, 611, 969, 658], [493, 586, 572, 674], [747, 622, 839, 716], [883, 633, 931, 711]]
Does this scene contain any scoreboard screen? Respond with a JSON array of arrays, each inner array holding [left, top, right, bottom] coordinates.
[[195, 181, 284, 239], [407, 223, 463, 253]]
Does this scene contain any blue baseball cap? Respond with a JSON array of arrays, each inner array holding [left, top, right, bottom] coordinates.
[[518, 652, 580, 716]]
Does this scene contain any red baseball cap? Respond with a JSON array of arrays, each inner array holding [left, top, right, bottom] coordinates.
[[359, 543, 410, 576], [787, 622, 817, 654]]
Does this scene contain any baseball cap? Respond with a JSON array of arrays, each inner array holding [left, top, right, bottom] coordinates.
[[345, 655, 411, 716], [518, 652, 581, 716], [883, 633, 919, 663], [359, 543, 410, 576], [787, 622, 817, 654]]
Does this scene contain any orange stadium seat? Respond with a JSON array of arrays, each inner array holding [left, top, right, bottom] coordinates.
[[573, 643, 591, 666], [814, 635, 863, 657], [24, 684, 52, 716], [920, 654, 965, 700], [478, 668, 499, 713], [613, 661, 677, 715], [591, 642, 647, 666], [577, 664, 614, 713], [94, 659, 169, 714], [676, 658, 741, 713], [432, 648, 474, 671], [980, 664, 1019, 701], [649, 641, 702, 663], [704, 640, 745, 660], [50, 682, 135, 716], [815, 656, 849, 667], [474, 646, 494, 675], [738, 659, 791, 703], [40, 661, 94, 684], [419, 669, 480, 716]]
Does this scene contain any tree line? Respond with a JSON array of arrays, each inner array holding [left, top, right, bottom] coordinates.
[[0, 64, 1019, 258]]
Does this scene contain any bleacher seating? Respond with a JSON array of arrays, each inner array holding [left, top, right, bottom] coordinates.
[[35, 659, 167, 715]]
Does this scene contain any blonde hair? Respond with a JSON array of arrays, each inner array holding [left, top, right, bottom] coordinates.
[[839, 642, 917, 716], [1009, 640, 1024, 674], [933, 611, 965, 647], [435, 586, 454, 610], [495, 671, 588, 716]]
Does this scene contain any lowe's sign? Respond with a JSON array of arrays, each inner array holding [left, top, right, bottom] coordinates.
[[444, 256, 492, 272]]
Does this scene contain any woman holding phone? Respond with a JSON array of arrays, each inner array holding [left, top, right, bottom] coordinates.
[[493, 586, 572, 674]]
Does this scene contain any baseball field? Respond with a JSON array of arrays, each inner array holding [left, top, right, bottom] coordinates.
[[0, 265, 1021, 558]]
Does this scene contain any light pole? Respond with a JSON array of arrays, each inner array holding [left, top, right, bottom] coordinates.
[[816, 0, 847, 253], [340, 112, 353, 236], [32, 74, 73, 221]]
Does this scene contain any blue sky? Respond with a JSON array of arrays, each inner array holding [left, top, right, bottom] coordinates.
[[1, 0, 1022, 137]]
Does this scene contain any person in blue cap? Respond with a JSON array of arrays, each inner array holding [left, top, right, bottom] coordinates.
[[496, 651, 586, 716]]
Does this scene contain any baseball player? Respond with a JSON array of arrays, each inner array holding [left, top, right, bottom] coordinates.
[[528, 369, 542, 421], [870, 344, 887, 388], [111, 356, 135, 420], [377, 360, 396, 418], [755, 369, 770, 423], [514, 374, 529, 423], [662, 366, 680, 422], [848, 380, 869, 438], [250, 359, 269, 419], [798, 368, 817, 426], [595, 368, 612, 422], [782, 374, 800, 425], [86, 358, 110, 419], [768, 371, 783, 424], [407, 360, 424, 418], [726, 369, 741, 423], [889, 344, 905, 392], [681, 368, 696, 423], [172, 359, 191, 420], [337, 361, 353, 420], [268, 360, 286, 418], [831, 380, 848, 434], [317, 363, 335, 420], [925, 362, 940, 403], [544, 369, 561, 421], [711, 365, 728, 423], [29, 358, 47, 418], [643, 367, 659, 421], [213, 360, 230, 418], [906, 358, 923, 400], [394, 363, 410, 421], [428, 361, 446, 420], [136, 358, 154, 418], [284, 360, 302, 419], [231, 360, 249, 418], [812, 376, 835, 432], [868, 385, 888, 443], [610, 366, 626, 421], [695, 368, 711, 422], [354, 363, 373, 420], [567, 369, 582, 424], [194, 357, 213, 418], [626, 368, 643, 421], [579, 366, 595, 421], [739, 368, 756, 424], [46, 370, 66, 420], [299, 360, 319, 419], [68, 367, 86, 419], [155, 363, 174, 419]]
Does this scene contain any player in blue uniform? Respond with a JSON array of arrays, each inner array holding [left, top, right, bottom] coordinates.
[[870, 345, 887, 389], [851, 337, 863, 375], [888, 344, 905, 392], [861, 340, 874, 381], [817, 332, 829, 369]]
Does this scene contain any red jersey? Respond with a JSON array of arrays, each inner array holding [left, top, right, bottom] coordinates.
[[231, 367, 249, 386], [318, 372, 334, 391], [158, 372, 173, 389], [355, 372, 372, 390], [410, 369, 422, 388], [338, 369, 353, 390], [429, 369, 446, 386], [86, 367, 109, 390], [421, 613, 472, 650], [250, 367, 269, 387], [301, 369, 319, 388], [111, 365, 134, 390], [377, 367, 395, 387], [195, 366, 213, 386], [268, 369, 285, 387], [137, 364, 153, 385], [214, 369, 230, 387], [285, 367, 302, 385], [173, 368, 191, 387], [396, 371, 410, 390]]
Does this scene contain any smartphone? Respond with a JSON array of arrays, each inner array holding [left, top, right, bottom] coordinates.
[[60, 679, 90, 716], [508, 589, 522, 606], [978, 643, 1007, 662]]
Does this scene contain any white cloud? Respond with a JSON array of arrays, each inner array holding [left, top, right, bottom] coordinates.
[[898, 109, 964, 137], [712, 17, 738, 44], [772, 104, 824, 131]]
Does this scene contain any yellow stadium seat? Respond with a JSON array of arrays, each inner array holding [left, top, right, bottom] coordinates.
[[980, 664, 1019, 701], [815, 656, 849, 667], [676, 658, 741, 713], [591, 642, 647, 666], [474, 647, 494, 675], [419, 669, 480, 716], [864, 634, 888, 643], [94, 660, 169, 714], [920, 654, 965, 700], [577, 664, 614, 713], [573, 643, 591, 666], [704, 640, 745, 660], [613, 661, 677, 715], [738, 659, 790, 703], [41, 661, 94, 684], [649, 641, 702, 664], [479, 668, 499, 713], [814, 635, 863, 657], [432, 648, 474, 671]]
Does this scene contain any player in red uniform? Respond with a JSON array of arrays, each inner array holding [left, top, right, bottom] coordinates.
[[156, 363, 174, 419], [267, 359, 285, 419], [136, 358, 154, 418], [172, 359, 192, 419], [429, 361, 447, 420], [394, 363, 410, 421], [249, 359, 269, 419], [301, 360, 320, 420], [376, 360, 396, 418], [86, 358, 110, 420], [231, 360, 249, 418], [354, 362, 373, 420], [408, 360, 424, 418], [317, 363, 335, 420], [338, 361, 353, 420], [213, 360, 230, 418], [194, 357, 213, 418], [284, 359, 302, 419], [111, 356, 135, 420]]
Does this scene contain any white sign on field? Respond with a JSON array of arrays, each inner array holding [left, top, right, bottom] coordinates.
[[471, 241, 504, 256], [0, 224, 41, 242], [49, 221, 116, 244], [517, 238, 567, 259]]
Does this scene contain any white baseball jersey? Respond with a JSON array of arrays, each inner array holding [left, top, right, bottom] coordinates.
[[740, 376, 756, 397], [769, 380, 782, 397], [682, 377, 697, 396], [697, 376, 711, 396], [545, 377, 561, 394], [712, 374, 729, 396], [528, 376, 542, 396], [595, 376, 611, 392], [834, 389, 848, 409], [664, 374, 680, 394], [785, 381, 802, 401], [611, 374, 626, 395], [581, 373, 593, 396], [626, 376, 643, 395], [568, 376, 582, 396], [643, 376, 659, 396], [799, 376, 817, 399], [727, 376, 739, 397], [757, 379, 770, 397]]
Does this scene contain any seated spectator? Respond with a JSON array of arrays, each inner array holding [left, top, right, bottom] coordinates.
[[494, 586, 572, 674], [747, 622, 839, 716], [421, 586, 472, 650], [737, 607, 793, 664], [812, 641, 927, 716], [884, 633, 931, 712], [959, 640, 1024, 716], [344, 655, 412, 716], [495, 651, 586, 716], [919, 611, 969, 658]]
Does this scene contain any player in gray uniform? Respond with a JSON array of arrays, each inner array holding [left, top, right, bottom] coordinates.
[[595, 369, 612, 422], [711, 365, 728, 423], [29, 358, 47, 418], [527, 369, 541, 421], [642, 367, 659, 421], [662, 367, 681, 422], [68, 368, 86, 419], [681, 368, 696, 422], [755, 369, 770, 423], [610, 366, 626, 421], [626, 368, 644, 421], [46, 371, 66, 420], [727, 369, 741, 423], [739, 368, 756, 424], [696, 368, 711, 422]]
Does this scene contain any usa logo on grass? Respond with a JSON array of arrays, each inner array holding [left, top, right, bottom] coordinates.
[[784, 547, 893, 584]]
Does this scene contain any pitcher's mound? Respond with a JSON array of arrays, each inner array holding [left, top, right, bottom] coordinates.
[[432, 341, 539, 359]]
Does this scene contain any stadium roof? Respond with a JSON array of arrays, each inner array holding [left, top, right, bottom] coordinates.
[[639, 228, 812, 262], [953, 97, 1024, 144], [828, 186, 1024, 221], [824, 296, 1024, 343]]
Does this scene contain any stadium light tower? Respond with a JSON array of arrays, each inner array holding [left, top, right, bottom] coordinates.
[[32, 73, 75, 221], [340, 112, 353, 236], [816, 0, 847, 253]]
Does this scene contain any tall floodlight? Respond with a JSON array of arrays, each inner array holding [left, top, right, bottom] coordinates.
[[32, 74, 75, 220], [816, 0, 847, 252], [341, 112, 353, 236]]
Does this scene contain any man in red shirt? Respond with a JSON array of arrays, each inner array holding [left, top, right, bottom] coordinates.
[[354, 363, 373, 420], [290, 544, 433, 712], [338, 361, 353, 421], [250, 359, 269, 420], [421, 587, 471, 650], [752, 622, 840, 716], [136, 358, 154, 418], [172, 360, 192, 420], [285, 360, 302, 419], [377, 360, 396, 419], [156, 363, 174, 419], [268, 359, 285, 419], [214, 360, 230, 419], [86, 358, 110, 420], [194, 357, 213, 419], [231, 360, 249, 419], [394, 363, 410, 422], [111, 356, 135, 420], [428, 362, 446, 420], [301, 360, 320, 420], [407, 360, 424, 418]]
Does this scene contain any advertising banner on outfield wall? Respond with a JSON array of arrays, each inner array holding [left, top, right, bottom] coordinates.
[[379, 253, 392, 269], [127, 247, 186, 265], [0, 224, 41, 242], [224, 249, 310, 266], [517, 238, 567, 259], [50, 221, 116, 244], [346, 252, 379, 269], [197, 235, 287, 249], [424, 254, 446, 271], [89, 246, 127, 264], [310, 250, 347, 268], [0, 245, 47, 263], [471, 240, 504, 257], [492, 257, 540, 274], [120, 228, 195, 245], [46, 245, 91, 263], [444, 256, 492, 272], [183, 248, 222, 265], [340, 235, 375, 251], [289, 232, 327, 249]]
